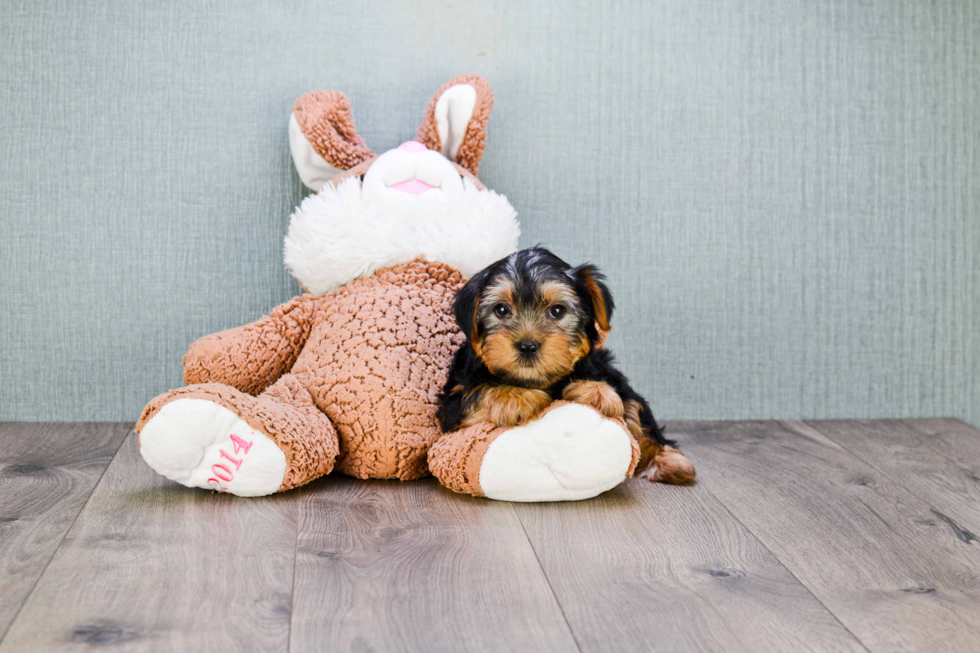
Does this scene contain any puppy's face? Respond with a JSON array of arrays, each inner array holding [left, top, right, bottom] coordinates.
[[475, 273, 587, 387], [454, 248, 615, 389]]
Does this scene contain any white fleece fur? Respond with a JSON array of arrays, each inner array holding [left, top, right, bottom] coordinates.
[[284, 176, 520, 294]]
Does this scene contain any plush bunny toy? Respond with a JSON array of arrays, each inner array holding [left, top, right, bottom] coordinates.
[[137, 74, 642, 501]]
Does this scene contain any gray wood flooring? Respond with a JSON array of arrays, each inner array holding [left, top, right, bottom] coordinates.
[[1, 419, 978, 652]]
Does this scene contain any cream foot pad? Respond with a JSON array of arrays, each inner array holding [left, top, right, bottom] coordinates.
[[478, 403, 636, 502], [139, 398, 287, 497]]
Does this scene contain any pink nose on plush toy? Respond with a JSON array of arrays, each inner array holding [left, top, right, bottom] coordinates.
[[390, 141, 438, 194], [398, 140, 428, 153]]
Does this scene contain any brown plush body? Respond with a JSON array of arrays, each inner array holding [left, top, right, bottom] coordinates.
[[139, 260, 465, 489]]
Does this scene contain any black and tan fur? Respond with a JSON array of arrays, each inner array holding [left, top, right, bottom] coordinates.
[[437, 247, 695, 484]]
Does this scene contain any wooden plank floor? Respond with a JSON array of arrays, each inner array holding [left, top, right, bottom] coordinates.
[[1, 419, 979, 652]]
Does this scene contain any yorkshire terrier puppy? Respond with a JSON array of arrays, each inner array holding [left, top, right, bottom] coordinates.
[[437, 247, 696, 484]]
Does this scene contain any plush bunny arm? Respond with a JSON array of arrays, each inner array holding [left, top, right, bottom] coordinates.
[[183, 293, 326, 395]]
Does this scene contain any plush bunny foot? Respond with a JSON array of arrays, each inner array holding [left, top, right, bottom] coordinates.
[[139, 398, 287, 496], [136, 378, 340, 497], [429, 401, 640, 502]]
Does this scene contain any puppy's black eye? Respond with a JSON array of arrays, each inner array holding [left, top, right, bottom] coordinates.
[[494, 304, 511, 319], [548, 305, 566, 319]]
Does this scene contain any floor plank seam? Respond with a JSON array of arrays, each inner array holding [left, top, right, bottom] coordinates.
[[286, 499, 301, 653], [511, 504, 584, 653], [689, 476, 873, 653], [0, 423, 133, 648]]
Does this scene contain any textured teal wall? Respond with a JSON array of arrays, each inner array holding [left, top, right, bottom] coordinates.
[[1, 0, 978, 424]]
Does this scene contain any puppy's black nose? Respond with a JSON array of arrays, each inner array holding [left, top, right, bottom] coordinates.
[[517, 340, 540, 355]]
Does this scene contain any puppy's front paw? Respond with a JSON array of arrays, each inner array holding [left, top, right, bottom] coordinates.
[[464, 385, 553, 428], [561, 380, 624, 419]]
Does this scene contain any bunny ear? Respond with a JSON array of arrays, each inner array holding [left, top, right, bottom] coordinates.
[[416, 73, 494, 176], [289, 91, 375, 191]]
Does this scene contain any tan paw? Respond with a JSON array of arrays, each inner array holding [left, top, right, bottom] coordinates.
[[463, 385, 554, 429], [561, 380, 624, 419], [639, 446, 697, 484]]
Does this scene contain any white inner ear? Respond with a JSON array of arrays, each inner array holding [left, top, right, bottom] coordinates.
[[434, 84, 477, 162], [289, 112, 343, 192]]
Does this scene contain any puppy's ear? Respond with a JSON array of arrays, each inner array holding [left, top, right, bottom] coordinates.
[[417, 74, 493, 176], [454, 269, 490, 342], [290, 91, 375, 191], [572, 264, 615, 332]]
